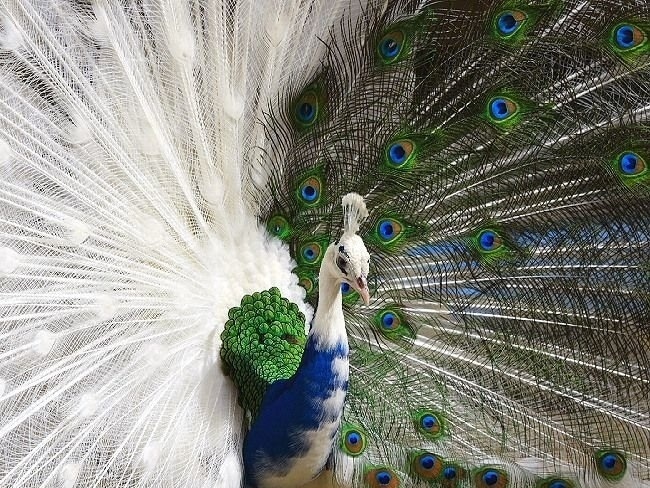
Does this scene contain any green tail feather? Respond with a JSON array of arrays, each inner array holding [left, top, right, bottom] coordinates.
[[256, 0, 650, 485]]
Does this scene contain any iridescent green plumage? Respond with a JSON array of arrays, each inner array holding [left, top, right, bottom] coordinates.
[[220, 288, 306, 418]]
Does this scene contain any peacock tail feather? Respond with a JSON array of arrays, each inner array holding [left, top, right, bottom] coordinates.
[[259, 1, 650, 486], [0, 0, 649, 487]]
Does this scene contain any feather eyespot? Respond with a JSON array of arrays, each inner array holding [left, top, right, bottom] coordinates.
[[443, 465, 458, 480], [618, 151, 646, 176], [365, 468, 399, 487], [267, 215, 291, 240], [377, 218, 403, 243], [377, 30, 405, 63], [539, 478, 575, 488], [386, 140, 415, 168], [475, 468, 508, 488], [614, 23, 646, 50], [496, 10, 527, 37], [300, 242, 322, 264], [297, 176, 322, 205], [418, 412, 441, 436], [296, 93, 318, 124], [596, 450, 626, 480], [374, 308, 412, 341], [380, 311, 399, 330], [411, 452, 443, 480], [441, 463, 467, 487], [293, 84, 324, 128], [298, 276, 314, 293], [413, 410, 444, 438], [341, 426, 366, 456], [489, 97, 518, 121], [477, 229, 503, 252], [341, 282, 352, 295]]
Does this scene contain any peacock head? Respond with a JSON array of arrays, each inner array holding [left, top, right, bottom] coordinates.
[[322, 193, 371, 305]]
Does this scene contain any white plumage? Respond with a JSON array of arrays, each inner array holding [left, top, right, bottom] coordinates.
[[0, 0, 337, 485], [2, 1, 650, 487]]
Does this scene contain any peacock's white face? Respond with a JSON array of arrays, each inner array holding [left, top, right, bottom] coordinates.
[[330, 234, 371, 305]]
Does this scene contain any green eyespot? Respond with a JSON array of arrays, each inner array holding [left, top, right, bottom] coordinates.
[[293, 83, 325, 129], [373, 308, 413, 341], [495, 10, 528, 38], [341, 424, 367, 456], [267, 215, 292, 240], [596, 450, 627, 480], [474, 467, 509, 488], [385, 139, 416, 169], [411, 451, 443, 480], [488, 96, 518, 123], [377, 29, 406, 64], [365, 467, 400, 488], [414, 409, 444, 439]]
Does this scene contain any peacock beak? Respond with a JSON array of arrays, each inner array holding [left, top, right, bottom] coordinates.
[[352, 276, 370, 305]]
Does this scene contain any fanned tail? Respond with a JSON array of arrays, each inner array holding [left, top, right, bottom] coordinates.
[[259, 1, 650, 486]]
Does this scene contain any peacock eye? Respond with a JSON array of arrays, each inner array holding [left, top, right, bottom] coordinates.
[[337, 256, 347, 270]]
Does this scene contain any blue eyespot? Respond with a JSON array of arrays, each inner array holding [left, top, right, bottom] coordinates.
[[603, 454, 617, 469], [389, 143, 405, 163], [294, 88, 321, 127], [417, 411, 442, 437], [478, 229, 503, 252], [483, 470, 499, 485], [596, 450, 627, 480], [300, 242, 323, 264], [619, 151, 646, 175], [489, 97, 518, 121], [377, 471, 391, 484], [549, 480, 570, 488], [419, 455, 434, 469], [614, 23, 645, 50], [381, 39, 399, 58], [412, 452, 443, 480], [302, 185, 316, 201], [421, 414, 437, 430], [475, 467, 508, 488], [443, 466, 457, 479], [375, 309, 408, 338], [496, 10, 527, 37], [382, 312, 396, 329], [375, 217, 406, 247], [378, 30, 405, 63], [386, 140, 415, 168], [299, 102, 314, 121], [297, 175, 322, 205], [341, 282, 351, 294], [377, 218, 403, 243], [380, 220, 394, 239], [366, 468, 398, 487], [342, 428, 365, 455]]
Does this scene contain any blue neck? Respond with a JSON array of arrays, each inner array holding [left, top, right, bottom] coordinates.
[[243, 272, 349, 487]]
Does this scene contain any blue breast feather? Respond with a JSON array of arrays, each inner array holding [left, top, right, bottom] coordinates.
[[243, 335, 349, 486]]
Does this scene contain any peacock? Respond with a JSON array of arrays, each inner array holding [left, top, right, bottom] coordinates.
[[0, 0, 649, 487]]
